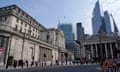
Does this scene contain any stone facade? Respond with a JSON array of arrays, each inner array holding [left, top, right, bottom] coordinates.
[[0, 5, 66, 66], [81, 34, 120, 60]]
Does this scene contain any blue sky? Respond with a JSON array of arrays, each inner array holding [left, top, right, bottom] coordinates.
[[0, 0, 120, 35]]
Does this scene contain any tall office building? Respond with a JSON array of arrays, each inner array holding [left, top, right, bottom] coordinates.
[[58, 23, 73, 41], [76, 22, 85, 41], [92, 0, 103, 34], [58, 23, 81, 59], [104, 11, 112, 33], [111, 14, 119, 33], [92, 0, 112, 34]]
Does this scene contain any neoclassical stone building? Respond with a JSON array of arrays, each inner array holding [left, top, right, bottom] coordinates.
[[81, 34, 120, 59], [0, 5, 66, 65]]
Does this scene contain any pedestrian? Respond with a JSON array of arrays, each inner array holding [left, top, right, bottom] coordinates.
[[26, 60, 29, 68], [108, 58, 117, 72], [35, 61, 38, 67], [13, 60, 17, 68], [21, 60, 24, 68], [100, 59, 109, 72], [31, 61, 34, 67]]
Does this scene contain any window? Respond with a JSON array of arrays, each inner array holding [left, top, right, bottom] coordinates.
[[25, 24, 27, 27], [46, 32, 50, 41], [4, 17, 7, 21], [18, 9, 21, 13], [21, 21, 23, 25], [22, 12, 24, 16], [0, 37, 4, 47], [0, 18, 2, 21], [16, 18, 19, 23], [28, 29, 31, 34], [15, 24, 18, 31], [20, 27, 22, 32]]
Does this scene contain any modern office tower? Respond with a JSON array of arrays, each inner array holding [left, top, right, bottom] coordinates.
[[58, 23, 73, 41], [58, 23, 81, 59], [92, 0, 103, 34], [104, 11, 112, 33], [72, 32, 75, 40], [92, 0, 112, 34], [66, 41, 80, 59], [76, 22, 85, 41], [111, 14, 119, 33]]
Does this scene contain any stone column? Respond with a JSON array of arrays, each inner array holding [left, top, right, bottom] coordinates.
[[105, 43, 108, 59], [95, 44, 98, 57], [91, 45, 94, 57], [110, 43, 113, 58], [83, 46, 86, 58]]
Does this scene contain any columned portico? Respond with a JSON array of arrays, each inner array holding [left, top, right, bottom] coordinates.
[[81, 34, 120, 60]]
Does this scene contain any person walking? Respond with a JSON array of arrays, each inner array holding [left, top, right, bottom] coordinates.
[[25, 60, 29, 68], [100, 59, 109, 72]]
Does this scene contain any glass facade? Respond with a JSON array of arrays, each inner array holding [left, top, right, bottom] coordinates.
[[92, 0, 102, 34], [58, 23, 73, 41], [76, 22, 85, 41], [92, 0, 112, 34], [104, 11, 112, 33]]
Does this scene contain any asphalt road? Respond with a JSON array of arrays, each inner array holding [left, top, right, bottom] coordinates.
[[0, 64, 98, 72]]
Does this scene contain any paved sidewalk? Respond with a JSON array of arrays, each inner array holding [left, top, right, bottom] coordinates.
[[0, 63, 98, 70]]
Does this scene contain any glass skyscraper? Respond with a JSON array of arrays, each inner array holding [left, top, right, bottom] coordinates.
[[92, 0, 112, 34], [58, 23, 73, 41], [76, 22, 85, 41], [92, 0, 102, 34], [104, 11, 112, 33]]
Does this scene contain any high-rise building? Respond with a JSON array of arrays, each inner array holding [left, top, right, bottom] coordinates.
[[92, 0, 102, 34], [92, 0, 112, 34], [76, 22, 85, 41], [104, 11, 112, 33], [58, 23, 73, 41], [58, 23, 81, 59], [111, 14, 119, 33]]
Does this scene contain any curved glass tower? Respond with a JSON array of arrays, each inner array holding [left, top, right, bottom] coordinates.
[[92, 0, 102, 34]]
